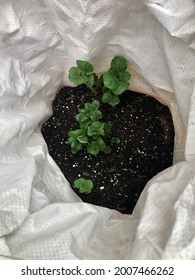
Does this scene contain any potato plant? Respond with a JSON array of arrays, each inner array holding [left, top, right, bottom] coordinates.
[[68, 100, 119, 155], [68, 56, 130, 193], [68, 56, 131, 107], [74, 178, 93, 194]]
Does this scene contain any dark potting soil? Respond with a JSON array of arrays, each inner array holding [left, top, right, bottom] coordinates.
[[42, 85, 175, 214]]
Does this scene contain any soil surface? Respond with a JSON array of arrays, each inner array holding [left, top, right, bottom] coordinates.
[[42, 85, 175, 214]]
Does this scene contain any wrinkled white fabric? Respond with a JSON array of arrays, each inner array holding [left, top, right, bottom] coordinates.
[[131, 161, 195, 259], [0, 0, 195, 259]]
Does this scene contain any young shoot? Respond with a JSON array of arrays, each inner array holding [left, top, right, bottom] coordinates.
[[67, 100, 112, 155], [68, 60, 98, 95], [102, 56, 131, 106], [74, 178, 93, 194], [68, 56, 131, 107]]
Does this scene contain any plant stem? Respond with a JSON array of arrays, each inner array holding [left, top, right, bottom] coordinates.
[[89, 86, 99, 95]]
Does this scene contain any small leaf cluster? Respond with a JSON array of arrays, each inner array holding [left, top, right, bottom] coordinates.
[[68, 56, 131, 107], [68, 60, 97, 92], [68, 100, 112, 155], [74, 178, 93, 194], [102, 56, 131, 106]]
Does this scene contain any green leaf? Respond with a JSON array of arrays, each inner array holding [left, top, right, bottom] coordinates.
[[77, 135, 88, 144], [112, 137, 120, 145], [109, 96, 120, 107], [78, 108, 87, 114], [67, 136, 74, 144], [68, 129, 82, 138], [104, 122, 112, 135], [90, 121, 103, 130], [70, 140, 83, 153], [68, 130, 84, 153], [90, 109, 102, 121], [76, 113, 88, 123], [96, 137, 106, 150], [92, 100, 100, 110], [103, 71, 119, 90], [85, 73, 94, 88], [102, 146, 111, 154], [87, 141, 100, 155], [102, 91, 112, 103], [112, 81, 129, 95], [87, 126, 93, 137], [76, 60, 93, 73], [70, 139, 80, 148], [84, 102, 92, 111], [87, 121, 105, 136], [120, 71, 131, 82], [74, 178, 93, 194], [111, 56, 127, 72], [102, 92, 120, 106], [68, 67, 86, 84]]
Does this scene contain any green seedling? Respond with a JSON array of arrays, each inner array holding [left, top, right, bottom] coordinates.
[[102, 56, 131, 106], [68, 100, 112, 155], [68, 56, 131, 107], [68, 60, 98, 94], [74, 178, 93, 193]]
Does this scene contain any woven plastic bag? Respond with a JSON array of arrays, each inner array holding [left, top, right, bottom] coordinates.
[[0, 0, 195, 259]]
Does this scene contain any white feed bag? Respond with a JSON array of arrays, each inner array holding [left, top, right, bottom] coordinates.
[[0, 0, 195, 259]]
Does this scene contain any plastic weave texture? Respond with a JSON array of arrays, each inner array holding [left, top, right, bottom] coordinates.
[[0, 0, 195, 259]]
